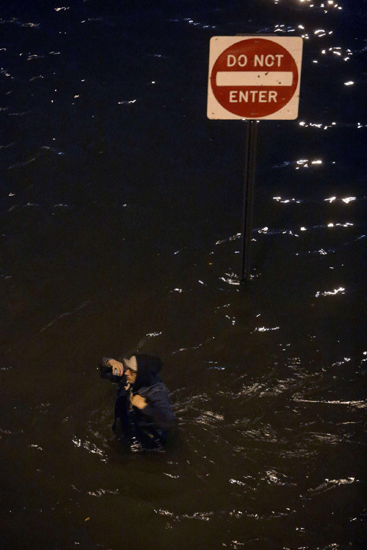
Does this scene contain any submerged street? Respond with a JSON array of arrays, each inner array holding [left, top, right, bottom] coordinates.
[[1, 1, 366, 549]]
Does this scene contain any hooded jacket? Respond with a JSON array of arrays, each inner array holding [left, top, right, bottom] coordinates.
[[135, 382, 177, 431], [131, 353, 177, 432]]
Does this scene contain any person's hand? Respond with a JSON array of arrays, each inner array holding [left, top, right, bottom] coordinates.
[[131, 394, 147, 410], [106, 359, 124, 376]]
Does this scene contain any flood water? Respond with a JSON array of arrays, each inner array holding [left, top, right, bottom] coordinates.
[[1, 1, 367, 549]]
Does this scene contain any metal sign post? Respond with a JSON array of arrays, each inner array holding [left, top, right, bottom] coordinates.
[[241, 120, 257, 282], [207, 35, 303, 282]]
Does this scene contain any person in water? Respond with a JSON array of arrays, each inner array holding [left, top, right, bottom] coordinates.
[[100, 353, 177, 450]]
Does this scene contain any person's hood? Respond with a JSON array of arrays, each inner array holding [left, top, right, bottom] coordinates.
[[132, 353, 163, 390]]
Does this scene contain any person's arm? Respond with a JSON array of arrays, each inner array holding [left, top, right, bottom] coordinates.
[[106, 358, 124, 376], [130, 395, 147, 409], [133, 387, 177, 431]]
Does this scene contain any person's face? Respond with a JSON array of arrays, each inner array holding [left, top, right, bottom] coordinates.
[[125, 366, 137, 384]]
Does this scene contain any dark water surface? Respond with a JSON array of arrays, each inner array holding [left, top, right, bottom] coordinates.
[[1, 1, 367, 549]]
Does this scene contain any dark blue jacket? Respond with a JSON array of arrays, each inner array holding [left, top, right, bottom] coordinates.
[[134, 382, 177, 431]]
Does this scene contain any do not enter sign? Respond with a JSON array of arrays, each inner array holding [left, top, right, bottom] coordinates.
[[207, 36, 303, 120]]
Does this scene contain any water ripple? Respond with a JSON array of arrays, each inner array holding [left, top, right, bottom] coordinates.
[[154, 508, 214, 521], [72, 436, 107, 462], [308, 477, 358, 494]]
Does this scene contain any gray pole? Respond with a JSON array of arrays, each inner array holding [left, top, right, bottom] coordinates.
[[240, 120, 258, 283]]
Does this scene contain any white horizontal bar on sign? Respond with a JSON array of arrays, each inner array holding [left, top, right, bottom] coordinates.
[[216, 71, 293, 87]]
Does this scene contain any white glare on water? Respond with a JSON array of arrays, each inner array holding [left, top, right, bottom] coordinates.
[[315, 287, 346, 298]]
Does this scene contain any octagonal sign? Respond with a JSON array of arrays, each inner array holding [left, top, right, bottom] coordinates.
[[207, 36, 303, 120]]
